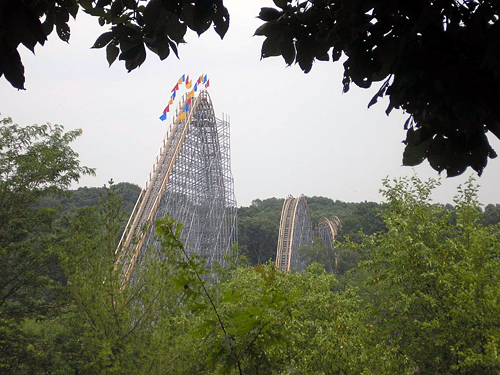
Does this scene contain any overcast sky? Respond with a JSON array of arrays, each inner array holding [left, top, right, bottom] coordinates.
[[1, 1, 499, 207]]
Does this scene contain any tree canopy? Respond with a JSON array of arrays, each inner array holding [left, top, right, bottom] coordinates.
[[256, 0, 500, 176], [0, 0, 229, 89], [2, 114, 500, 373], [3, 1, 500, 177]]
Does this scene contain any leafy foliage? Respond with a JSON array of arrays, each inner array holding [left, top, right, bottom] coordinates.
[[0, 117, 94, 374], [37, 181, 141, 218], [0, 0, 229, 89], [238, 196, 385, 271], [355, 176, 500, 373], [256, 1, 500, 176], [3, 115, 500, 374]]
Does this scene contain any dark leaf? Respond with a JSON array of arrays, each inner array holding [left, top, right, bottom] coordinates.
[[281, 38, 295, 65], [402, 139, 430, 166], [296, 39, 315, 73], [193, 0, 214, 36], [143, 0, 163, 26], [427, 136, 447, 173], [1, 49, 26, 90], [261, 37, 282, 59], [148, 38, 171, 60], [111, 0, 124, 16], [213, 4, 230, 39], [56, 22, 71, 42], [166, 18, 187, 44], [67, 0, 79, 19], [41, 12, 55, 36], [119, 42, 141, 60], [164, 0, 182, 15], [122, 0, 137, 10], [106, 43, 120, 66], [5, 2, 47, 51], [96, 0, 113, 8], [120, 42, 146, 71], [92, 32, 115, 49], [83, 6, 106, 17], [258, 8, 282, 22], [273, 0, 288, 9], [316, 52, 329, 61], [332, 47, 341, 62], [254, 22, 282, 37]]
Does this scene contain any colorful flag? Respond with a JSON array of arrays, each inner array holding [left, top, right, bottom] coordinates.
[[186, 80, 192, 89], [171, 91, 176, 100], [179, 112, 186, 120], [203, 75, 207, 83], [194, 82, 198, 92], [187, 90, 194, 98], [205, 80, 210, 88], [197, 76, 202, 84], [168, 98, 174, 105], [185, 104, 189, 112], [163, 105, 170, 113], [178, 77, 183, 85], [172, 83, 179, 92], [159, 113, 167, 121], [187, 98, 192, 105]]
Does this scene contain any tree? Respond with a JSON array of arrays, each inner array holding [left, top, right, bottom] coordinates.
[[256, 1, 500, 176], [0, 117, 94, 316], [482, 203, 500, 227], [237, 198, 283, 265], [299, 237, 362, 275], [238, 216, 278, 265], [57, 185, 186, 374], [356, 176, 500, 373], [0, 0, 229, 89], [0, 117, 94, 373]]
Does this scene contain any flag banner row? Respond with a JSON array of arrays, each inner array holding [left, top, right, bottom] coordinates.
[[159, 74, 210, 122]]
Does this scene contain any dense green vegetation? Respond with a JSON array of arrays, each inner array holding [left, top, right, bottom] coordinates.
[[2, 116, 500, 374], [238, 197, 386, 267]]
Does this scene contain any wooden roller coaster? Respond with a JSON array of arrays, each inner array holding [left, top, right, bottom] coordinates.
[[276, 195, 313, 272], [116, 89, 237, 283], [276, 196, 341, 272]]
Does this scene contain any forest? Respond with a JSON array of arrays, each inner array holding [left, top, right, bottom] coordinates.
[[2, 116, 500, 375]]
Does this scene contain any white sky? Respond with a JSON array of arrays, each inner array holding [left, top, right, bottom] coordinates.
[[1, 1, 499, 207]]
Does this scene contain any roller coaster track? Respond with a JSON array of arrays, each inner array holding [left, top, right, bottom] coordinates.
[[276, 196, 342, 272], [116, 89, 237, 283], [276, 195, 313, 272], [316, 217, 341, 248]]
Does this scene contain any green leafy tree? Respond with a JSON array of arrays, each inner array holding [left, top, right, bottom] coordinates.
[[0, 117, 94, 314], [237, 198, 283, 265], [0, 0, 229, 89], [299, 237, 362, 275], [482, 203, 500, 227], [257, 1, 500, 176], [55, 186, 188, 374], [0, 117, 94, 373], [356, 176, 500, 373], [238, 216, 278, 265]]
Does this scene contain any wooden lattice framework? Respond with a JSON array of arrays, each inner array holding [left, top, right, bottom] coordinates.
[[116, 89, 237, 283]]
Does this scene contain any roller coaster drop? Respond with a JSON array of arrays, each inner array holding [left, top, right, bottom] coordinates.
[[116, 80, 237, 283], [276, 196, 341, 272]]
